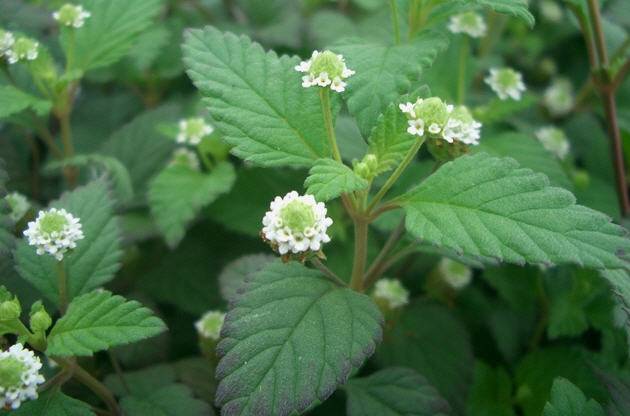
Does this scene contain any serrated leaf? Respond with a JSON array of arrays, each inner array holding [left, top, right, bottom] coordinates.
[[183, 27, 331, 168], [375, 301, 474, 414], [46, 290, 166, 356], [344, 367, 450, 416], [218, 253, 276, 302], [3, 388, 94, 416], [62, 0, 164, 72], [148, 162, 236, 248], [44, 154, 134, 204], [400, 153, 629, 269], [473, 132, 573, 190], [14, 180, 122, 307], [592, 368, 630, 416], [335, 32, 448, 137], [0, 85, 51, 118], [467, 362, 516, 416], [215, 261, 383, 416], [304, 159, 368, 202], [366, 101, 415, 175], [100, 104, 181, 197], [472, 0, 535, 26], [543, 378, 605, 416]]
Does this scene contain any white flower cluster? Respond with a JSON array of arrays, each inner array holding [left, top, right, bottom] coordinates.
[[543, 78, 574, 117], [485, 68, 526, 100], [5, 192, 30, 223], [295, 50, 355, 93], [448, 12, 487, 38], [535, 126, 570, 160], [373, 279, 409, 310], [438, 258, 472, 289], [24, 208, 84, 261], [177, 118, 214, 146], [53, 3, 91, 28], [0, 344, 45, 410], [4, 36, 38, 64], [262, 191, 333, 255], [400, 98, 482, 145], [195, 310, 225, 340], [170, 148, 200, 171]]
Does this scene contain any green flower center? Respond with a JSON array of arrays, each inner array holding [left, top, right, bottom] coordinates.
[[57, 4, 82, 24], [444, 260, 469, 281], [414, 97, 449, 126], [0, 357, 26, 389], [39, 212, 68, 235], [12, 37, 37, 56], [200, 314, 223, 336], [450, 106, 473, 124], [459, 12, 480, 28], [496, 69, 519, 89], [185, 118, 208, 138], [280, 200, 315, 233], [310, 51, 344, 79]]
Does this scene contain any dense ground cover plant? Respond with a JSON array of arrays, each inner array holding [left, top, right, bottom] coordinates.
[[1, 0, 630, 415]]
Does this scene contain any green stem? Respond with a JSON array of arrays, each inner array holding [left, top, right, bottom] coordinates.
[[309, 258, 347, 287], [350, 219, 369, 291], [55, 358, 120, 415], [457, 36, 469, 105], [363, 217, 405, 285], [319, 88, 342, 163], [367, 139, 424, 213], [108, 351, 130, 394], [389, 0, 401, 45], [56, 260, 68, 314]]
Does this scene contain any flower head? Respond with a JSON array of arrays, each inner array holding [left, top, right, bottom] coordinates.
[[169, 148, 200, 171], [176, 118, 213, 146], [0, 344, 44, 410], [53, 4, 91, 28], [443, 106, 482, 145], [438, 258, 472, 289], [295, 50, 355, 93], [485, 67, 526, 100], [23, 208, 84, 261], [448, 12, 487, 38], [0, 30, 15, 56], [373, 279, 409, 310], [262, 191, 333, 255], [195, 310, 225, 340], [5, 37, 38, 64], [535, 126, 570, 160], [5, 192, 30, 223], [543, 78, 574, 117]]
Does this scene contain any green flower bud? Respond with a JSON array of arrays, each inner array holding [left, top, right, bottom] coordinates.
[[0, 298, 21, 321], [29, 301, 52, 333], [572, 169, 590, 190], [353, 154, 379, 180]]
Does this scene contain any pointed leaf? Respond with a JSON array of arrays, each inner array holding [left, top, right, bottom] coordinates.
[[183, 27, 331, 168], [543, 378, 605, 416], [5, 389, 94, 416], [215, 261, 383, 416], [305, 159, 368, 202], [0, 85, 51, 119], [400, 153, 629, 269], [47, 290, 166, 356]]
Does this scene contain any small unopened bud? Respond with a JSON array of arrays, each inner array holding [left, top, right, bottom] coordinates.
[[353, 154, 379, 180], [29, 301, 52, 333], [572, 169, 590, 190], [0, 299, 21, 321]]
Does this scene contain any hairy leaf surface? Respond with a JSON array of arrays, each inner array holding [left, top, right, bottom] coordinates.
[[305, 159, 368, 202]]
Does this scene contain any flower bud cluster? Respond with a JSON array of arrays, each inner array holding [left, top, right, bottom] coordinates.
[[372, 279, 409, 310], [295, 50, 355, 93], [195, 310, 225, 341], [5, 192, 30, 223], [177, 118, 214, 146], [484, 68, 527, 101], [353, 154, 379, 181], [535, 126, 570, 160], [53, 3, 91, 28], [23, 208, 84, 261], [0, 344, 45, 410], [448, 12, 487, 38]]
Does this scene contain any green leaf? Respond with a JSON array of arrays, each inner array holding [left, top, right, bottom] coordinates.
[[471, 0, 535, 26], [4, 388, 94, 416], [366, 101, 415, 175], [148, 162, 236, 248], [100, 104, 180, 197], [304, 159, 368, 202], [467, 362, 516, 416], [46, 290, 166, 356], [218, 253, 276, 302], [14, 180, 122, 307], [44, 154, 134, 204], [215, 260, 383, 416], [543, 378, 605, 416], [591, 368, 630, 416], [344, 367, 450, 416], [120, 384, 212, 416], [0, 85, 51, 119], [62, 0, 164, 72], [335, 32, 448, 137], [400, 153, 629, 269], [183, 27, 331, 168], [375, 301, 474, 414], [473, 132, 573, 190]]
